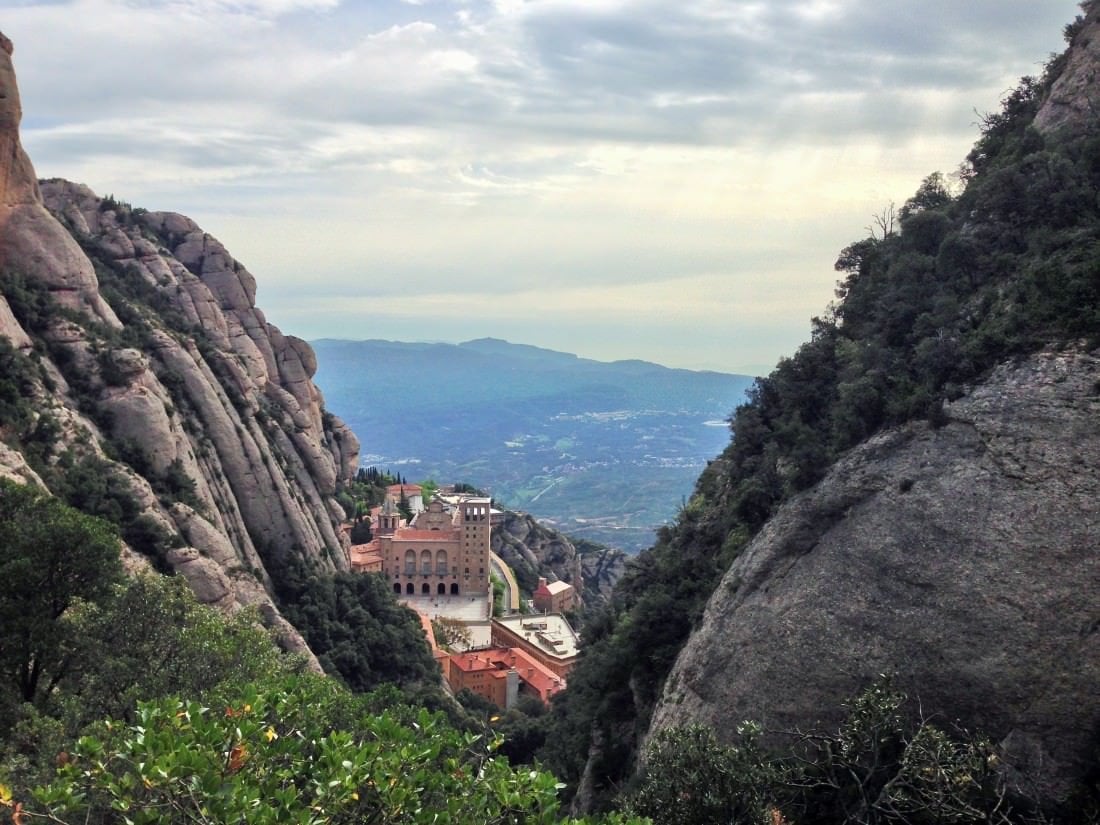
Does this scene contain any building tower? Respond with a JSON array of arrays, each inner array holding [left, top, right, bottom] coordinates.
[[459, 497, 492, 594], [378, 495, 400, 535]]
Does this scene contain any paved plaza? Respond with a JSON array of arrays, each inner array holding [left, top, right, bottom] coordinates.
[[399, 593, 494, 647]]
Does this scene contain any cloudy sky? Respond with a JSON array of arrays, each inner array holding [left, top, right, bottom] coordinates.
[[2, 0, 1082, 373]]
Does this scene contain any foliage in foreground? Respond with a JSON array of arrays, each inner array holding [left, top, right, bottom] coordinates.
[[628, 680, 1080, 825], [6, 676, 646, 825]]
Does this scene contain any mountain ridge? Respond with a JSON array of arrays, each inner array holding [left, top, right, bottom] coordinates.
[[310, 336, 754, 551]]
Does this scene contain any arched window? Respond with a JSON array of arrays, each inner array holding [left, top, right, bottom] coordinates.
[[404, 549, 416, 575], [421, 582, 431, 595], [393, 583, 401, 594], [405, 582, 414, 595], [437, 583, 446, 595], [450, 583, 459, 595], [421, 549, 432, 574], [436, 550, 448, 575]]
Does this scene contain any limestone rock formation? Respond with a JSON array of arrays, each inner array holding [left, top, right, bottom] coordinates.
[[1035, 2, 1100, 135], [0, 31, 360, 670], [492, 510, 625, 607], [651, 348, 1100, 804], [0, 34, 119, 328]]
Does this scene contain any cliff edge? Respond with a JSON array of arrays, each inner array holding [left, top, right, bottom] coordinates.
[[0, 33, 360, 667]]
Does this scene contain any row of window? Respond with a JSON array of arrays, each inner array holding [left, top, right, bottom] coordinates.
[[393, 566, 485, 576], [395, 582, 461, 596], [405, 563, 456, 574]]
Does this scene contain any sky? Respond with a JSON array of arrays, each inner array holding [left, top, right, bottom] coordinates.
[[1, 0, 1083, 374]]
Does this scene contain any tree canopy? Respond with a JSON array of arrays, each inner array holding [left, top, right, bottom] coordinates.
[[0, 479, 122, 717]]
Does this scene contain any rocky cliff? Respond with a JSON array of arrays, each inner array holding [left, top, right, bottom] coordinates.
[[548, 6, 1100, 813], [1034, 1, 1100, 135], [0, 33, 359, 666], [651, 348, 1100, 803], [492, 510, 625, 607]]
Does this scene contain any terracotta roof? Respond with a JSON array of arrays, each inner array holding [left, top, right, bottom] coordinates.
[[505, 647, 565, 698], [450, 652, 502, 674], [387, 484, 423, 496], [447, 648, 565, 699], [349, 541, 384, 571]]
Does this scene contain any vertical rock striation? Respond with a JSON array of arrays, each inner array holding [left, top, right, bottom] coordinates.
[[491, 509, 626, 607], [0, 31, 360, 668], [1035, 2, 1100, 135], [0, 34, 119, 328]]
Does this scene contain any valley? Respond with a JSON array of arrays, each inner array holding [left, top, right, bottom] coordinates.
[[311, 338, 755, 552]]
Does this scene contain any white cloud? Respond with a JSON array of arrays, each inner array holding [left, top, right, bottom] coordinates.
[[1, 0, 1086, 370]]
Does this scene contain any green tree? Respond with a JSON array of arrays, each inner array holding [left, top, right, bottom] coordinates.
[[21, 676, 648, 825], [274, 558, 439, 693], [0, 480, 122, 717], [59, 574, 292, 727], [419, 478, 440, 504], [398, 489, 413, 521], [432, 616, 473, 650], [627, 723, 782, 825], [349, 518, 373, 544]]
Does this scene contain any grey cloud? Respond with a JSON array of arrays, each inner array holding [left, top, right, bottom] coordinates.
[[10, 0, 1081, 164]]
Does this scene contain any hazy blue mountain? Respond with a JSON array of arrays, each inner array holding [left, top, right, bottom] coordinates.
[[311, 338, 755, 552]]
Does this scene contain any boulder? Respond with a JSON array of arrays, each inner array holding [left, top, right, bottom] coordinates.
[[652, 348, 1100, 805], [1036, 3, 1100, 135]]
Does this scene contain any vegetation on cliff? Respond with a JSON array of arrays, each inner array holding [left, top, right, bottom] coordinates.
[[0, 483, 645, 825], [627, 679, 1062, 825], [540, 7, 1100, 814]]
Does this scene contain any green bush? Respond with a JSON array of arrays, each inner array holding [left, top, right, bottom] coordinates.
[[629, 681, 1048, 825], [17, 676, 649, 825]]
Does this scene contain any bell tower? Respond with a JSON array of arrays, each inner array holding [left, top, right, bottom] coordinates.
[[459, 497, 492, 594], [378, 495, 400, 535]]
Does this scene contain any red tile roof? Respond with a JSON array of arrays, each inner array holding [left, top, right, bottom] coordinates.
[[447, 647, 565, 701]]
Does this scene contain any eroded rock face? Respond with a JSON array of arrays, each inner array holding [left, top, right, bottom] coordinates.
[[651, 349, 1100, 805], [492, 510, 625, 607], [0, 31, 358, 672], [0, 35, 119, 327], [1036, 4, 1100, 135]]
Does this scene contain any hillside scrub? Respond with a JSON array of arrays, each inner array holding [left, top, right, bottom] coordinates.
[[628, 680, 1062, 825], [0, 486, 643, 824], [540, 15, 1100, 812]]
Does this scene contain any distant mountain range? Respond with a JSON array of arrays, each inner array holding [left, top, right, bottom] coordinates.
[[311, 338, 755, 552]]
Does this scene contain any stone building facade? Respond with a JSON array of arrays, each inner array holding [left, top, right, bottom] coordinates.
[[378, 496, 493, 598]]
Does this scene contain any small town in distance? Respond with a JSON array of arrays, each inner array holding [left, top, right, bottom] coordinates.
[[346, 482, 580, 709]]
